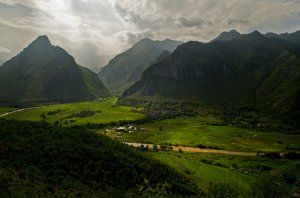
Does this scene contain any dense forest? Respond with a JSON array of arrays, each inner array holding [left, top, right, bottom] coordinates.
[[0, 119, 200, 197]]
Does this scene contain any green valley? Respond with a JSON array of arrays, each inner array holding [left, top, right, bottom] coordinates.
[[0, 7, 300, 196]]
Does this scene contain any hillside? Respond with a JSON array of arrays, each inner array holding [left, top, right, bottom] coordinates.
[[121, 31, 300, 124], [0, 35, 110, 103], [99, 38, 182, 91], [0, 119, 200, 197]]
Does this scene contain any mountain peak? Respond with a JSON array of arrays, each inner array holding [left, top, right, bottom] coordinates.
[[229, 29, 240, 34], [212, 30, 241, 42], [249, 30, 263, 37], [0, 34, 110, 102], [28, 35, 52, 48]]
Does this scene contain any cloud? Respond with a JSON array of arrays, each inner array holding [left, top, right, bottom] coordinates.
[[0, 0, 299, 71], [0, 46, 10, 54], [228, 18, 250, 26], [177, 17, 204, 28], [113, 0, 300, 41]]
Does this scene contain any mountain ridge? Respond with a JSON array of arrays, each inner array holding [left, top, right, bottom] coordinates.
[[121, 32, 300, 124], [99, 38, 183, 92], [212, 29, 300, 45]]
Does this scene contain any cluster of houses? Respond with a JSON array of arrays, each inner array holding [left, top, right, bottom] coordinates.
[[103, 125, 146, 139]]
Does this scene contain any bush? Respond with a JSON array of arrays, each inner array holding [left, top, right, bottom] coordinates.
[[252, 175, 289, 198], [260, 152, 281, 158], [283, 152, 300, 160], [196, 144, 207, 149], [207, 183, 240, 198]]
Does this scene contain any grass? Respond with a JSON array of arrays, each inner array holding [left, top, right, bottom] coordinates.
[[0, 107, 17, 115], [5, 98, 144, 125], [148, 151, 255, 194], [147, 151, 299, 194], [122, 117, 300, 152]]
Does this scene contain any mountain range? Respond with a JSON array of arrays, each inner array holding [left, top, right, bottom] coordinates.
[[121, 30, 300, 123], [99, 38, 182, 92], [0, 36, 109, 103], [213, 29, 300, 45]]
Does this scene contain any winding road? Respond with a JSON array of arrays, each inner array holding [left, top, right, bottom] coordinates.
[[124, 142, 258, 156]]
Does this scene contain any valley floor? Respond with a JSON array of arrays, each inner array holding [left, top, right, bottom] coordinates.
[[1, 99, 300, 195], [110, 117, 300, 152]]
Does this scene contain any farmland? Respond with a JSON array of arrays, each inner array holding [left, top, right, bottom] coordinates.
[[119, 117, 300, 152], [4, 98, 144, 125], [145, 151, 299, 194]]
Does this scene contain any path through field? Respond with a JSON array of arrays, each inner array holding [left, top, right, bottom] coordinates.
[[124, 142, 258, 156], [0, 107, 42, 118]]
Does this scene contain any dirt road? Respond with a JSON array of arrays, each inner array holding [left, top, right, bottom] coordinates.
[[124, 142, 257, 156], [0, 107, 42, 118]]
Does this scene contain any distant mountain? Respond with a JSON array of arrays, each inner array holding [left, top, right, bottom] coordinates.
[[99, 38, 183, 91], [0, 35, 110, 103], [213, 29, 300, 46], [265, 30, 300, 45], [122, 31, 300, 123], [212, 30, 241, 42]]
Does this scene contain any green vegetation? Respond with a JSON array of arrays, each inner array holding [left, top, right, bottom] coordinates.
[[148, 151, 255, 194], [0, 119, 200, 197], [147, 151, 300, 196], [0, 107, 16, 115], [6, 98, 144, 126], [122, 117, 300, 152]]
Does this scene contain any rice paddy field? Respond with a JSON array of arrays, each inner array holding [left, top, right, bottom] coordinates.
[[121, 117, 300, 152], [146, 151, 299, 195]]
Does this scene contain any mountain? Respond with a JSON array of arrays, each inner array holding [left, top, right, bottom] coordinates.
[[0, 35, 110, 103], [212, 30, 241, 42], [99, 38, 183, 91], [265, 30, 300, 45], [0, 59, 4, 66], [213, 29, 300, 46], [121, 31, 300, 122]]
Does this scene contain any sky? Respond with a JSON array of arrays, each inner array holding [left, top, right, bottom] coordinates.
[[0, 0, 300, 71]]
